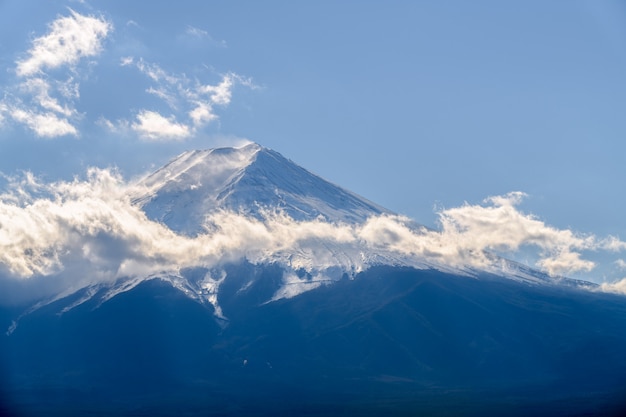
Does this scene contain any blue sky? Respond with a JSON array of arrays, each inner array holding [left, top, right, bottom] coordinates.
[[1, 0, 626, 285]]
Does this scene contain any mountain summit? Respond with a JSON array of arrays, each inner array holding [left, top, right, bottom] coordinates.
[[135, 143, 389, 235]]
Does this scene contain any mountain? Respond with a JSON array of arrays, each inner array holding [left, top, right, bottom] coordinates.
[[2, 143, 626, 416], [7, 143, 582, 324]]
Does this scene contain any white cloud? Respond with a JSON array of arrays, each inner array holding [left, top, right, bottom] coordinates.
[[96, 117, 118, 132], [120, 56, 134, 66], [146, 87, 179, 109], [0, 170, 362, 288], [356, 193, 620, 277], [0, 170, 620, 288], [536, 251, 594, 276], [133, 59, 181, 85], [20, 78, 75, 117], [131, 110, 190, 141], [106, 59, 256, 140], [16, 9, 111, 77], [616, 259, 626, 270], [189, 102, 217, 126], [4, 9, 248, 141], [1, 171, 624, 308], [432, 192, 599, 276], [600, 277, 626, 295], [56, 77, 80, 100], [186, 25, 209, 38], [1, 10, 112, 138], [602, 236, 626, 252], [0, 102, 6, 126], [199, 74, 234, 106], [4, 76, 81, 137], [9, 108, 78, 137]]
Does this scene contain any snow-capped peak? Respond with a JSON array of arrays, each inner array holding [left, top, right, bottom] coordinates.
[[134, 142, 389, 235]]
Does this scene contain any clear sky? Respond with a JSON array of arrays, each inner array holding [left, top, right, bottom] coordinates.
[[1, 0, 626, 285]]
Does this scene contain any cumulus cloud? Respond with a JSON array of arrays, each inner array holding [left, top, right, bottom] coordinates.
[[0, 169, 204, 280], [433, 192, 598, 275], [9, 108, 78, 137], [2, 10, 112, 138], [199, 74, 234, 106], [131, 110, 191, 141], [1, 172, 625, 307]]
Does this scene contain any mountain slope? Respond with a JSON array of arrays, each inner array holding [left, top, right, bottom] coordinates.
[[2, 267, 626, 416]]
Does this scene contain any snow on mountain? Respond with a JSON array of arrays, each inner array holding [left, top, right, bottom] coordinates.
[[134, 143, 390, 235]]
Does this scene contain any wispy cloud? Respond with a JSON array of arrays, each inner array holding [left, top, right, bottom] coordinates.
[[186, 25, 209, 39], [15, 9, 111, 77], [105, 57, 256, 141], [0, 102, 7, 126], [184, 25, 227, 47], [20, 77, 77, 116], [1, 9, 112, 138], [0, 8, 253, 142], [602, 236, 626, 252]]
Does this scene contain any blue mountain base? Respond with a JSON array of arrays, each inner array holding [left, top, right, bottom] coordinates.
[[2, 266, 626, 416]]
